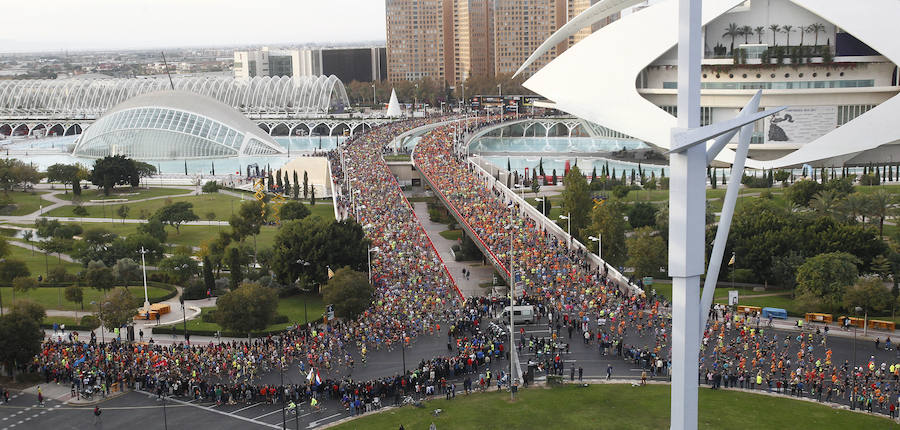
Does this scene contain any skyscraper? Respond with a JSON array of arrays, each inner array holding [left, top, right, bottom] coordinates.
[[453, 0, 494, 83], [385, 0, 454, 83]]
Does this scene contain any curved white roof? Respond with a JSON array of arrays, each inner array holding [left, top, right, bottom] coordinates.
[[73, 90, 285, 159], [524, 0, 900, 168]]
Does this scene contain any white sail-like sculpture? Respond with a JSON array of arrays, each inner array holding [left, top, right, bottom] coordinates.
[[386, 89, 402, 117]]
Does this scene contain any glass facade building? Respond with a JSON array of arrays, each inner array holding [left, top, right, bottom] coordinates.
[[73, 90, 285, 159]]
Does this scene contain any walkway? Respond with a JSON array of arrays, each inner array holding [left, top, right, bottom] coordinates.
[[412, 201, 494, 298]]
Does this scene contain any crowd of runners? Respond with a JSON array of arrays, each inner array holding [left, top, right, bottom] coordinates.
[[21, 117, 900, 420]]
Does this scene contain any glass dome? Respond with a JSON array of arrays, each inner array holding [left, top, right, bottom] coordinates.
[[73, 90, 285, 159]]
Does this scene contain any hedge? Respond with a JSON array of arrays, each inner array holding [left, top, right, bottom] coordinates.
[[152, 316, 323, 338]]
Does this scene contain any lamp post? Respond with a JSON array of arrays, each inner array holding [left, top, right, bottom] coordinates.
[[367, 247, 381, 285], [276, 336, 286, 430], [372, 83, 376, 106], [506, 203, 517, 401], [498, 83, 504, 123], [588, 235, 602, 265], [139, 246, 150, 310], [296, 259, 313, 326], [534, 197, 546, 217], [179, 296, 187, 342], [558, 213, 571, 248]]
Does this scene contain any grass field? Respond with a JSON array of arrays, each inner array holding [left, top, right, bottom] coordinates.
[[46, 192, 335, 222], [439, 230, 462, 241], [174, 294, 325, 332], [61, 187, 191, 202], [1, 285, 171, 312], [4, 243, 82, 276], [332, 384, 894, 430], [0, 191, 49, 216]]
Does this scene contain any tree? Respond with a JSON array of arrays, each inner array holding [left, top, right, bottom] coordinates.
[[844, 276, 892, 314], [215, 282, 278, 333], [0, 260, 30, 283], [809, 190, 841, 216], [782, 25, 795, 46], [770, 251, 805, 290], [754, 26, 765, 44], [116, 205, 130, 223], [159, 254, 198, 285], [810, 22, 826, 45], [280, 201, 311, 221], [626, 227, 666, 278], [134, 161, 157, 185], [627, 202, 657, 229], [65, 285, 84, 311], [202, 255, 215, 295], [100, 287, 138, 330], [283, 170, 291, 197], [201, 181, 219, 193], [310, 186, 316, 205], [587, 201, 628, 267], [292, 171, 300, 199], [230, 200, 270, 242], [137, 219, 168, 243], [72, 205, 88, 217], [0, 308, 44, 380], [865, 189, 892, 237], [112, 258, 141, 287], [322, 267, 374, 320], [12, 276, 38, 296], [85, 260, 116, 293], [226, 247, 245, 289], [768, 24, 781, 46], [773, 170, 790, 186], [89, 155, 138, 195], [153, 201, 199, 234], [303, 171, 309, 199], [795, 252, 859, 311], [787, 179, 822, 207], [46, 163, 86, 196], [271, 217, 369, 287], [559, 166, 592, 241], [723, 23, 740, 53], [0, 159, 41, 194], [10, 300, 45, 325]]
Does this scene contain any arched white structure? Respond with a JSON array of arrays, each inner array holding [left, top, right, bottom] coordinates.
[[73, 90, 285, 159], [0, 75, 350, 119], [523, 0, 900, 168]]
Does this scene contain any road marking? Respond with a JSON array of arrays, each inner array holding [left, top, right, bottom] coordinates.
[[251, 409, 284, 420], [232, 403, 264, 413], [136, 390, 278, 429], [307, 413, 342, 428]]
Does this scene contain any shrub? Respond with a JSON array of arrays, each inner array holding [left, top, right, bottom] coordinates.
[[271, 314, 289, 324], [201, 309, 217, 323], [612, 185, 630, 199], [80, 314, 101, 330], [201, 181, 219, 193]]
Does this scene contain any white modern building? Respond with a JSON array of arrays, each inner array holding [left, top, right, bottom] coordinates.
[[234, 47, 386, 83], [523, 0, 900, 168]]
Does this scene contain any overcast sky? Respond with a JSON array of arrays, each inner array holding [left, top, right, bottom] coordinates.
[[1, 0, 387, 53]]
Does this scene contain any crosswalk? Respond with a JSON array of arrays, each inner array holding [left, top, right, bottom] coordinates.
[[0, 395, 62, 430]]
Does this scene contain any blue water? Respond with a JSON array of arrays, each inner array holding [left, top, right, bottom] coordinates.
[[470, 136, 648, 153], [482, 155, 670, 178]]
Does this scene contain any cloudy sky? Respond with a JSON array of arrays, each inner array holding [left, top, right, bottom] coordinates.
[[2, 0, 387, 53]]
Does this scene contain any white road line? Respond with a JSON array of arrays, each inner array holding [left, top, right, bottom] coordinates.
[[307, 413, 342, 428], [136, 390, 278, 429], [232, 403, 264, 413], [251, 409, 284, 420]]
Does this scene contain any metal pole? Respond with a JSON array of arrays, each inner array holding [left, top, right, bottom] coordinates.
[[280, 351, 286, 430], [367, 247, 372, 285], [162, 394, 168, 430], [140, 247, 150, 309], [669, 0, 703, 427], [509, 206, 515, 401]]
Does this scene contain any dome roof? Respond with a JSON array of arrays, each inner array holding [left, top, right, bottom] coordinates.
[[73, 90, 285, 159]]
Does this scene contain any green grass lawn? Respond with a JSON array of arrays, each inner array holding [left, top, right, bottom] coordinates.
[[62, 187, 191, 202], [46, 192, 334, 222], [0, 191, 50, 216], [42, 315, 83, 327], [439, 229, 462, 241], [29, 222, 283, 251], [332, 384, 894, 430], [173, 294, 325, 332], [384, 154, 411, 162], [4, 243, 82, 277], [1, 285, 170, 312]]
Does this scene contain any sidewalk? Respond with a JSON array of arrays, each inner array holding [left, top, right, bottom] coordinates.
[[412, 201, 494, 298]]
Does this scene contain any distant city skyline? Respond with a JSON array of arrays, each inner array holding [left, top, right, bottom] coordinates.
[[1, 0, 387, 54]]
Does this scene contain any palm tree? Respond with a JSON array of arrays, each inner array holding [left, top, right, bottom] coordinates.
[[809, 22, 827, 46], [799, 24, 807, 46], [867, 189, 893, 237], [755, 26, 766, 44], [810, 190, 841, 216], [768, 24, 781, 46], [782, 25, 795, 46], [841, 193, 870, 224], [723, 23, 740, 53], [741, 25, 753, 44]]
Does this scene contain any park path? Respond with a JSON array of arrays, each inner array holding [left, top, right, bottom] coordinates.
[[411, 201, 494, 298]]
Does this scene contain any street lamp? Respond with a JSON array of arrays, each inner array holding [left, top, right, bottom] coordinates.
[[139, 246, 150, 310], [296, 259, 313, 326], [372, 83, 376, 106], [559, 213, 571, 248], [854, 306, 863, 367], [367, 247, 381, 285], [588, 235, 602, 263], [534, 197, 546, 216], [91, 300, 106, 344], [179, 296, 187, 343]]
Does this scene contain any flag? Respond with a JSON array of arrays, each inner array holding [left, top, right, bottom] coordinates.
[[315, 371, 322, 386], [327, 266, 334, 279], [306, 367, 314, 383], [728, 255, 735, 266]]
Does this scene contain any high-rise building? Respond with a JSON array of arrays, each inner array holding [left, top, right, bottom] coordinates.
[[452, 0, 494, 84], [385, 0, 454, 83], [234, 47, 386, 82]]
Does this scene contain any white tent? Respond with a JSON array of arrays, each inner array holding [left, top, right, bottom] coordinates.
[[386, 89, 402, 117]]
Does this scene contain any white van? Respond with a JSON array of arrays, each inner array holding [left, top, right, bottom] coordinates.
[[498, 305, 535, 325]]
